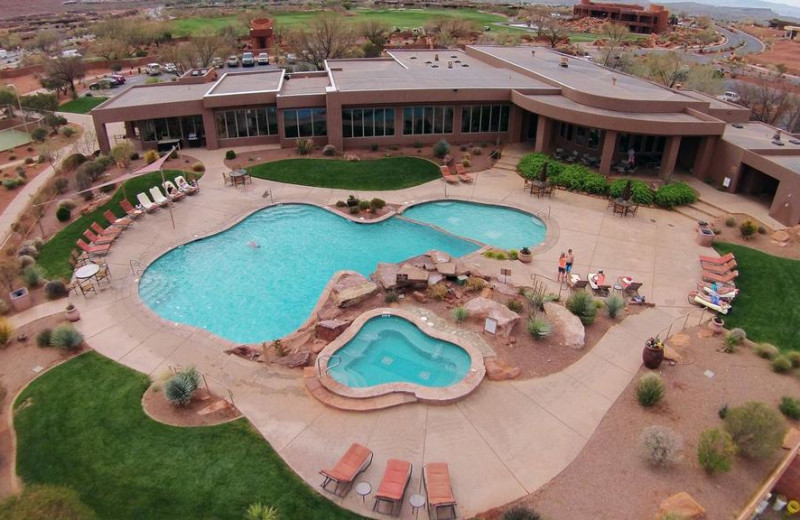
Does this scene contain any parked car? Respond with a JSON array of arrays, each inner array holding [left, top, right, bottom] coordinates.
[[89, 79, 114, 90], [242, 52, 255, 67], [212, 57, 224, 69], [257, 52, 269, 65], [108, 74, 126, 85], [717, 91, 741, 103], [286, 53, 297, 64], [227, 55, 239, 67], [164, 63, 178, 74], [145, 63, 161, 75]]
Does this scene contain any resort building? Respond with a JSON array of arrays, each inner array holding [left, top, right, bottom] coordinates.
[[572, 0, 670, 34], [249, 17, 274, 51], [90, 45, 800, 227]]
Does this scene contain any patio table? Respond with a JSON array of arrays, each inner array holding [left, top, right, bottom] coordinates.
[[74, 263, 100, 280]]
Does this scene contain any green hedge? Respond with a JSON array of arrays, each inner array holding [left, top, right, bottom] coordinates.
[[609, 179, 655, 205], [654, 182, 698, 209], [517, 152, 549, 180]]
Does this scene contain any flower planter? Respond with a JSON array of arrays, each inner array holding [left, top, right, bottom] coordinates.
[[709, 316, 724, 335], [9, 287, 31, 312], [642, 345, 664, 369], [518, 250, 533, 264], [65, 305, 80, 322]]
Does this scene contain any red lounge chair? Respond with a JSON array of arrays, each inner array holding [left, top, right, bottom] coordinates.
[[454, 163, 473, 183], [699, 252, 735, 265], [702, 270, 739, 284], [440, 165, 458, 184], [320, 443, 373, 497], [91, 221, 122, 238], [424, 463, 457, 520], [120, 200, 144, 219], [83, 228, 115, 246], [701, 259, 737, 274], [104, 210, 133, 228], [76, 238, 110, 256], [373, 459, 412, 516]]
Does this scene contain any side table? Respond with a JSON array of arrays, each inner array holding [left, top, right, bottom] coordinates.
[[409, 493, 426, 518], [355, 481, 371, 504]]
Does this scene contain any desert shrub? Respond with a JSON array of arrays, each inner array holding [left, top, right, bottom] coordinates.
[[346, 194, 359, 207], [566, 290, 597, 325], [697, 428, 737, 475], [433, 139, 451, 159], [471, 147, 483, 156], [604, 294, 625, 319], [44, 280, 68, 300], [724, 401, 787, 459], [722, 333, 739, 353], [296, 137, 314, 155], [50, 324, 83, 350], [725, 217, 736, 227], [348, 205, 359, 214], [0, 484, 98, 520], [54, 177, 69, 194], [384, 290, 399, 304], [517, 153, 549, 180], [18, 245, 38, 258], [0, 318, 13, 345], [728, 328, 746, 344], [357, 199, 370, 212], [244, 503, 280, 520], [608, 179, 655, 205], [465, 276, 486, 293], [452, 306, 469, 323], [0, 300, 8, 316], [191, 162, 205, 172], [223, 149, 237, 160], [96, 155, 113, 170], [3, 179, 18, 190], [335, 200, 346, 208], [36, 328, 53, 347], [164, 367, 200, 407], [755, 343, 779, 359], [527, 316, 551, 340], [639, 425, 683, 468], [61, 126, 76, 138], [30, 127, 47, 142], [74, 169, 92, 192], [636, 372, 665, 407], [508, 250, 518, 260], [507, 299, 523, 313], [427, 283, 448, 300], [370, 198, 386, 211], [143, 149, 159, 164], [502, 506, 540, 520], [654, 182, 698, 208], [788, 352, 800, 368], [773, 355, 793, 373], [24, 156, 34, 165], [55, 206, 72, 222], [129, 151, 139, 161], [780, 397, 800, 420], [739, 220, 757, 239], [461, 158, 471, 167], [16, 255, 32, 269], [757, 225, 767, 234], [322, 144, 336, 156], [21, 265, 42, 288], [76, 160, 105, 182], [57, 198, 76, 210], [99, 182, 116, 194]]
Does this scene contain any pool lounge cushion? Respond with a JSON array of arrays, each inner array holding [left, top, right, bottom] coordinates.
[[424, 462, 456, 506], [376, 459, 412, 501], [320, 443, 373, 483]]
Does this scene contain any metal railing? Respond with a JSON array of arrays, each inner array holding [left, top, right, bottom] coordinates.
[[315, 354, 341, 377], [657, 307, 710, 340], [168, 365, 235, 408]]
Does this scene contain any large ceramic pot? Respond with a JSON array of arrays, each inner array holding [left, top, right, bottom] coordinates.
[[709, 316, 724, 335], [642, 345, 664, 369], [65, 304, 80, 322], [518, 249, 533, 264]]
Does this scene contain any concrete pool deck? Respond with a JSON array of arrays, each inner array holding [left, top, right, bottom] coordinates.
[[9, 157, 712, 518]]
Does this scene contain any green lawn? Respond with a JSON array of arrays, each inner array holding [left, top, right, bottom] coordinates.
[[714, 242, 800, 351], [247, 157, 440, 190], [38, 169, 191, 280], [58, 97, 109, 114], [13, 353, 362, 520]]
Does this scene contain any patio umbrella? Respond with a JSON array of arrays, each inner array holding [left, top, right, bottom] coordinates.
[[621, 180, 632, 201]]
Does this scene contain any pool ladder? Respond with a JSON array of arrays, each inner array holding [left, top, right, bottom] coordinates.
[[316, 354, 341, 377], [130, 259, 144, 277]]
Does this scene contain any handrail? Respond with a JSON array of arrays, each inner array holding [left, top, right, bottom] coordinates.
[[657, 307, 710, 340], [168, 364, 235, 408], [536, 205, 551, 220], [315, 354, 341, 377]]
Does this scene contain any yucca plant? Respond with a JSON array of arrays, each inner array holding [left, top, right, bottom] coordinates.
[[245, 503, 279, 520], [49, 324, 83, 350], [22, 264, 43, 288], [527, 315, 551, 340], [603, 294, 625, 319], [636, 372, 665, 407], [566, 290, 597, 325], [452, 306, 469, 324], [164, 367, 200, 407]]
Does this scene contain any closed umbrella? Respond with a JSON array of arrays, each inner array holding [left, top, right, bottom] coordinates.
[[621, 180, 632, 202]]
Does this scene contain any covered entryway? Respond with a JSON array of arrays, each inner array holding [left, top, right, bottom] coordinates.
[[521, 112, 538, 143], [737, 165, 780, 208]]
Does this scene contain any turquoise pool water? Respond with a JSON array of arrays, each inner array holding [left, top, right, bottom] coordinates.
[[328, 316, 471, 388], [403, 201, 546, 250], [139, 204, 479, 343]]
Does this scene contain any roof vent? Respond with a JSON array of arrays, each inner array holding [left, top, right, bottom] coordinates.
[[462, 63, 469, 67], [434, 53, 439, 61], [531, 50, 535, 56], [425, 60, 432, 64], [410, 56, 417, 60], [559, 57, 568, 68], [451, 55, 457, 58], [448, 61, 453, 69], [432, 64, 439, 68], [732, 123, 744, 129], [773, 140, 785, 146], [454, 60, 461, 63]]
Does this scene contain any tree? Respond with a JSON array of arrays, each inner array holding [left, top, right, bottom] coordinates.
[[20, 92, 58, 113], [288, 15, 357, 70], [361, 20, 390, 48], [110, 141, 134, 168], [695, 16, 713, 29], [633, 51, 689, 88], [185, 32, 228, 68], [44, 56, 86, 98], [734, 75, 793, 125], [28, 30, 60, 54], [696, 27, 717, 53], [44, 113, 67, 133], [91, 37, 128, 61], [684, 65, 724, 95], [526, 5, 552, 37], [0, 86, 16, 108], [40, 76, 68, 95], [599, 22, 630, 66], [540, 20, 566, 49]]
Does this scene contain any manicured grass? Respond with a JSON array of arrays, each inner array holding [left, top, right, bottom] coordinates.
[[38, 169, 190, 280], [13, 353, 362, 520], [714, 242, 800, 351], [58, 97, 109, 114], [247, 157, 440, 190]]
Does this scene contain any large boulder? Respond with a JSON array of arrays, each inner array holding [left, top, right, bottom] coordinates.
[[463, 297, 520, 338], [485, 358, 521, 381], [656, 492, 705, 520], [543, 302, 585, 349], [334, 281, 378, 307], [315, 319, 351, 342], [271, 351, 310, 368], [373, 263, 400, 290]]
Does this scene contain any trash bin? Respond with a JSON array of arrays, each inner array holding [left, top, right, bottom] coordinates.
[[696, 227, 715, 247]]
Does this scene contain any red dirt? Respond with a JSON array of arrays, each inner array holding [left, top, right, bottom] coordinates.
[[142, 385, 241, 427], [711, 214, 800, 260]]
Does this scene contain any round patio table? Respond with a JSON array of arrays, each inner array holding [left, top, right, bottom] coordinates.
[[74, 263, 99, 280], [409, 494, 426, 518], [229, 169, 247, 186], [355, 481, 371, 503]]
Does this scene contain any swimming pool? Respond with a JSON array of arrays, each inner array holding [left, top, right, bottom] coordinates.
[[403, 200, 546, 250], [327, 315, 471, 388]]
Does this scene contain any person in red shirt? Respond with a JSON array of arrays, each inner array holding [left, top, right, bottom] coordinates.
[[557, 252, 567, 283]]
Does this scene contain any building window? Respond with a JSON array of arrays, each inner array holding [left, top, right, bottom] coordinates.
[[403, 105, 454, 135], [136, 116, 204, 142], [283, 108, 327, 138], [588, 129, 600, 150], [214, 107, 278, 139], [575, 126, 586, 146], [342, 107, 395, 138], [461, 105, 509, 134]]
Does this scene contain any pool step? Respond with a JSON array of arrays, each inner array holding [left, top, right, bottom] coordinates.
[[303, 368, 417, 411]]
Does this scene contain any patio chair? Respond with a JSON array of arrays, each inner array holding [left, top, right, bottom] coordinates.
[[423, 463, 457, 520], [91, 221, 122, 238], [136, 193, 160, 213], [104, 210, 133, 228], [623, 282, 643, 298], [68, 278, 97, 297], [543, 184, 555, 198], [373, 459, 412, 516], [163, 180, 186, 201], [76, 238, 110, 256], [626, 204, 639, 217], [701, 259, 737, 275], [175, 175, 199, 195], [83, 228, 115, 246], [120, 199, 145, 218], [702, 270, 739, 284], [613, 202, 626, 217], [320, 443, 373, 497], [440, 165, 458, 184], [149, 186, 171, 207], [691, 290, 731, 314], [699, 252, 735, 265], [454, 163, 473, 183], [222, 171, 233, 187], [553, 148, 565, 160], [606, 197, 615, 211]]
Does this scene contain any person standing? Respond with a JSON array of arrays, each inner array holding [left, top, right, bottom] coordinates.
[[627, 147, 636, 168], [565, 249, 574, 275], [557, 252, 567, 283]]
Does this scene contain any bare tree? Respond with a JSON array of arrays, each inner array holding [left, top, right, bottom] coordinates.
[[44, 56, 86, 97], [526, 5, 551, 37], [784, 95, 800, 133], [28, 30, 60, 54], [684, 65, 724, 94], [633, 51, 688, 88], [734, 75, 793, 125], [540, 20, 566, 49], [91, 37, 128, 61], [288, 15, 357, 70], [695, 27, 717, 53], [186, 32, 229, 68], [599, 22, 629, 66]]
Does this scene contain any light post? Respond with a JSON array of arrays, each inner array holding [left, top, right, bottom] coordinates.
[[5, 84, 29, 134]]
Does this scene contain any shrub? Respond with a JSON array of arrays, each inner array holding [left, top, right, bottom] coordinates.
[[452, 306, 469, 323], [471, 147, 483, 156], [370, 198, 386, 211], [335, 200, 346, 208], [0, 484, 98, 520], [604, 294, 625, 319], [413, 140, 423, 149], [787, 352, 800, 368], [0, 318, 13, 345], [722, 333, 739, 353], [427, 283, 448, 300], [566, 290, 597, 325], [18, 255, 35, 269], [346, 194, 359, 207], [357, 199, 370, 212], [130, 151, 139, 161], [772, 355, 792, 373], [56, 206, 72, 222], [22, 265, 42, 288], [164, 367, 200, 407], [464, 276, 486, 293], [30, 127, 47, 142], [44, 280, 68, 300], [636, 372, 665, 407], [144, 149, 159, 164], [3, 179, 18, 190], [639, 425, 683, 468], [57, 198, 76, 210], [728, 328, 746, 344], [780, 397, 800, 420], [517, 153, 549, 180], [724, 401, 787, 459], [739, 220, 757, 239], [502, 506, 540, 520], [0, 300, 8, 316], [371, 143, 379, 152], [18, 244, 38, 258], [384, 290, 399, 304], [50, 324, 83, 350], [61, 125, 76, 138], [99, 183, 116, 194], [507, 298, 523, 313], [244, 503, 280, 520], [74, 170, 92, 193], [608, 179, 655, 205], [296, 137, 314, 155], [755, 343, 779, 359], [191, 162, 205, 172], [54, 177, 69, 194], [697, 428, 737, 475], [24, 156, 34, 165], [36, 328, 53, 347], [432, 139, 451, 159], [725, 216, 737, 227], [527, 316, 551, 340], [461, 158, 471, 167], [348, 205, 359, 214], [654, 182, 698, 208], [322, 144, 336, 156], [757, 225, 767, 234]]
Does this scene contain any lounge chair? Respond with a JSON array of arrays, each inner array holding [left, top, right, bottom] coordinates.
[[137, 192, 160, 212], [76, 238, 110, 256], [373, 459, 412, 516], [91, 221, 122, 238], [587, 273, 610, 296], [320, 443, 373, 497], [424, 463, 457, 520], [699, 252, 735, 265], [698, 281, 738, 301], [120, 200, 144, 218], [103, 210, 133, 228], [623, 282, 643, 299], [149, 186, 171, 207], [175, 175, 199, 195], [454, 164, 473, 183], [440, 165, 458, 184], [702, 270, 739, 284], [83, 228, 115, 246], [163, 180, 186, 201], [569, 274, 589, 291], [691, 291, 731, 314], [700, 259, 737, 274]]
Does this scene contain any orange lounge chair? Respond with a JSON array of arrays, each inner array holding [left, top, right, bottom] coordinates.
[[440, 165, 458, 184], [91, 221, 123, 238], [454, 163, 473, 183], [702, 270, 739, 284], [83, 228, 115, 246], [373, 459, 412, 516], [700, 259, 737, 274], [104, 210, 133, 228], [120, 200, 144, 219], [699, 252, 735, 265], [320, 443, 373, 497], [424, 463, 456, 520], [76, 238, 110, 256]]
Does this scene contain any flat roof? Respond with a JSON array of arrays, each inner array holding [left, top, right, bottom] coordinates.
[[680, 90, 743, 110], [722, 122, 800, 151], [280, 75, 329, 96], [523, 94, 706, 123], [470, 46, 690, 103], [764, 155, 800, 175], [206, 70, 283, 96], [96, 83, 211, 110]]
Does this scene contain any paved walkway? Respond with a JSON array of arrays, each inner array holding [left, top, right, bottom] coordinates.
[[7, 161, 712, 518], [679, 174, 786, 229]]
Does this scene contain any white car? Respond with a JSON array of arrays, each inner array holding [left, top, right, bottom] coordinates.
[[164, 63, 177, 74], [717, 91, 741, 103], [257, 52, 269, 65]]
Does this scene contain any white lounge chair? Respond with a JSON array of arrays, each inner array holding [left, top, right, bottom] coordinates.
[[162, 180, 186, 201], [175, 176, 198, 195], [137, 192, 160, 212], [149, 186, 170, 207]]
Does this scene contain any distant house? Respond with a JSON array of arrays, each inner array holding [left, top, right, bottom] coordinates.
[[573, 0, 669, 34], [61, 49, 81, 58], [250, 18, 273, 51]]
